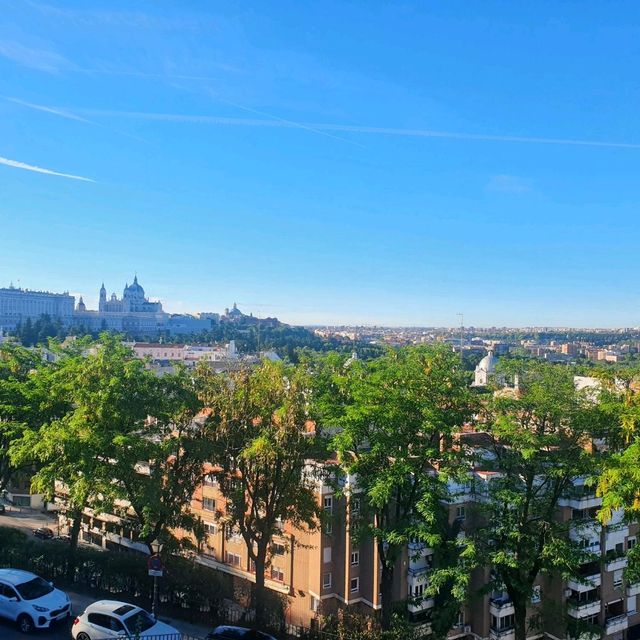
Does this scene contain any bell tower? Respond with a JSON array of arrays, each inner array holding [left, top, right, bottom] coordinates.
[[99, 283, 107, 311]]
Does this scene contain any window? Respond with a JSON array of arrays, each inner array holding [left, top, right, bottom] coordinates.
[[226, 552, 242, 567], [456, 611, 465, 626], [323, 496, 333, 511], [456, 505, 466, 521], [310, 596, 319, 613], [324, 518, 333, 535], [629, 537, 637, 551], [87, 614, 117, 630], [0, 583, 18, 599], [272, 543, 285, 556], [271, 566, 284, 582], [323, 573, 332, 590], [323, 547, 332, 563], [413, 584, 424, 597], [350, 577, 359, 593], [204, 474, 218, 487], [203, 497, 216, 512], [531, 585, 541, 604], [614, 569, 623, 588], [491, 613, 515, 631], [351, 550, 360, 566], [351, 497, 360, 513], [203, 522, 217, 535]]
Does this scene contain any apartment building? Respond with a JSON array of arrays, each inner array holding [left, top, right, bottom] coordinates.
[[55, 454, 640, 639]]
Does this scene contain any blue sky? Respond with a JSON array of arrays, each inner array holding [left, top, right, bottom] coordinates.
[[1, 1, 639, 327]]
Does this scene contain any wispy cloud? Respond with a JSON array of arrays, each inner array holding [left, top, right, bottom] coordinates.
[[24, 1, 217, 32], [74, 109, 640, 150], [4, 96, 95, 124], [4, 96, 147, 143], [0, 156, 94, 182], [0, 40, 74, 73], [486, 174, 533, 194]]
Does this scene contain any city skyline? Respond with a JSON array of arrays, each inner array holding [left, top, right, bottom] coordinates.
[[2, 2, 640, 326]]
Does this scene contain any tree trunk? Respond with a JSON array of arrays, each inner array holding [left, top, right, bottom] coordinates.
[[513, 597, 527, 640], [67, 510, 82, 582], [379, 556, 395, 630], [253, 543, 268, 629]]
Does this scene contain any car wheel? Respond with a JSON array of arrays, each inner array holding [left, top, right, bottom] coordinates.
[[17, 614, 34, 634], [76, 633, 91, 640]]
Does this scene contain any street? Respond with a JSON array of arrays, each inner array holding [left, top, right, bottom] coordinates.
[[0, 614, 73, 640], [0, 505, 60, 537]]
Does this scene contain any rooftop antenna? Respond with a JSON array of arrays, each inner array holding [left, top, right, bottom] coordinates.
[[456, 312, 464, 362]]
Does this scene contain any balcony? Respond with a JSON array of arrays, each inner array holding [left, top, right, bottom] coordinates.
[[627, 582, 640, 597], [490, 627, 515, 640], [407, 598, 434, 613], [568, 573, 601, 592], [570, 520, 601, 542], [567, 598, 601, 619], [490, 596, 515, 618], [604, 554, 627, 572], [604, 614, 628, 635], [560, 495, 602, 510]]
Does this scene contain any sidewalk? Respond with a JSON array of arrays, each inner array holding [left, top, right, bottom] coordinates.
[[67, 590, 213, 638]]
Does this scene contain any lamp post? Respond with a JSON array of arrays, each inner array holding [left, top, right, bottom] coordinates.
[[149, 538, 164, 619]]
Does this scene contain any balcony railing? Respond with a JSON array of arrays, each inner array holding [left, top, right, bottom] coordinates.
[[604, 614, 628, 634], [568, 573, 601, 592], [490, 626, 515, 640], [567, 598, 601, 619], [490, 596, 513, 610], [604, 553, 628, 572]]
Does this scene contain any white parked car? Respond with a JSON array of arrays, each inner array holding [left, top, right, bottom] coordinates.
[[0, 568, 71, 633], [72, 600, 181, 639]]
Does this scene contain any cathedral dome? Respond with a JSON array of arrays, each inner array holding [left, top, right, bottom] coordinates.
[[124, 276, 145, 299], [477, 351, 496, 374]]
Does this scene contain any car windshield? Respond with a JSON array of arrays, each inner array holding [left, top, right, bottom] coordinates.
[[124, 610, 156, 633], [15, 577, 53, 600]]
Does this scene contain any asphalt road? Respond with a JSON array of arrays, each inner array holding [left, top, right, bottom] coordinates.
[[0, 614, 73, 640]]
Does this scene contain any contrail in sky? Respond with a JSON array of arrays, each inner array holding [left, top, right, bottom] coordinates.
[[0, 156, 94, 181], [4, 96, 146, 142], [4, 96, 96, 124], [74, 109, 640, 150]]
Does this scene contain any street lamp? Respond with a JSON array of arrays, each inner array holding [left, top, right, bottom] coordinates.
[[149, 539, 164, 619]]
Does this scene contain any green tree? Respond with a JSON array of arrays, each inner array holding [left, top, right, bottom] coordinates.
[[11, 335, 156, 577], [592, 367, 640, 576], [323, 345, 473, 630], [106, 367, 210, 552], [473, 361, 603, 640], [0, 344, 61, 493], [197, 360, 323, 627]]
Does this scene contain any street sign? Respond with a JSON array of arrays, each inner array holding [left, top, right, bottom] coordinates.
[[147, 554, 164, 577]]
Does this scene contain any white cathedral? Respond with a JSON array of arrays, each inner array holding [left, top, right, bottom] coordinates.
[[73, 276, 209, 336], [472, 350, 497, 387], [98, 276, 163, 314]]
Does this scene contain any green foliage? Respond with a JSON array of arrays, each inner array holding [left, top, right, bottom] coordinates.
[[472, 361, 603, 640], [0, 343, 64, 492], [319, 345, 474, 630], [196, 359, 325, 624]]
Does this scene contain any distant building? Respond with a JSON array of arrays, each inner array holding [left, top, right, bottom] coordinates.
[[73, 277, 211, 336], [0, 285, 75, 331], [472, 350, 496, 387]]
